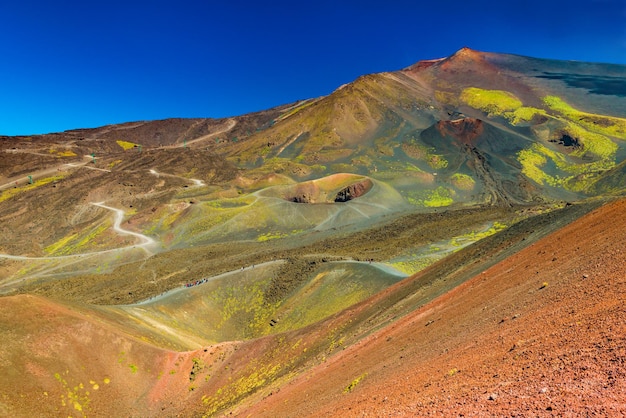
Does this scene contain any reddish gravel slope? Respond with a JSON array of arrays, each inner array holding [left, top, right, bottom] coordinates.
[[236, 198, 626, 417]]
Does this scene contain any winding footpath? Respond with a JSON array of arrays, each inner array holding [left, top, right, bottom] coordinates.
[[131, 260, 286, 305], [148, 169, 204, 187], [91, 202, 157, 251], [130, 258, 406, 306], [0, 203, 157, 261]]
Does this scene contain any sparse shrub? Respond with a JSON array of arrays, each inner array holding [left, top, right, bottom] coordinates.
[[344, 373, 367, 393]]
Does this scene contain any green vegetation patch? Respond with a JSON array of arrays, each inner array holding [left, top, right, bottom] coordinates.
[[406, 186, 455, 207], [201, 338, 302, 416], [168, 199, 256, 244], [257, 231, 288, 242], [208, 277, 280, 338], [401, 141, 448, 170], [518, 145, 557, 186], [330, 163, 360, 173], [49, 148, 77, 157], [392, 257, 439, 275], [543, 96, 626, 139], [450, 173, 476, 191], [45, 233, 79, 254], [116, 140, 139, 150], [517, 143, 614, 191], [344, 373, 368, 393], [461, 87, 522, 116], [460, 88, 549, 127], [276, 100, 316, 122], [54, 370, 93, 415], [505, 106, 547, 125], [0, 175, 64, 203], [391, 221, 507, 275], [276, 271, 373, 331], [449, 221, 507, 246], [258, 157, 315, 178], [558, 120, 618, 160], [62, 223, 110, 254]]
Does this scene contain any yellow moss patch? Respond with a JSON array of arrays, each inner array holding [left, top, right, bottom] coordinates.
[[276, 100, 316, 122], [202, 360, 283, 416], [116, 140, 139, 151], [518, 145, 557, 186], [405, 186, 455, 207], [53, 371, 91, 415], [560, 121, 618, 160], [402, 141, 448, 170], [543, 96, 626, 139], [344, 373, 368, 393], [450, 221, 507, 246], [423, 187, 455, 207], [45, 223, 110, 255], [392, 258, 437, 275], [0, 175, 64, 203], [517, 142, 614, 191], [435, 90, 460, 107], [208, 277, 280, 337], [108, 159, 123, 169], [461, 87, 522, 116], [49, 148, 77, 157], [504, 106, 548, 125], [450, 173, 476, 191], [257, 231, 288, 242], [45, 233, 79, 254]]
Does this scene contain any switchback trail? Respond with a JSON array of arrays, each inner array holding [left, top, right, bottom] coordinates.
[[91, 202, 158, 252], [0, 203, 158, 260], [148, 169, 204, 186]]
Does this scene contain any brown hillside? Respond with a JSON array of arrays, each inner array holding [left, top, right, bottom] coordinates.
[[2, 48, 626, 417]]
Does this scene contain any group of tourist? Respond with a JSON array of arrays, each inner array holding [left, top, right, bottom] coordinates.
[[183, 278, 209, 288]]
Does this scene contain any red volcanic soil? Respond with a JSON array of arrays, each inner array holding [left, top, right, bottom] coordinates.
[[439, 47, 498, 73], [237, 198, 626, 417], [437, 118, 484, 145]]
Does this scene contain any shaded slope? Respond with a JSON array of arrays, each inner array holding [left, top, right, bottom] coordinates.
[[588, 157, 626, 196], [417, 117, 556, 205], [221, 72, 437, 174], [111, 260, 404, 345]]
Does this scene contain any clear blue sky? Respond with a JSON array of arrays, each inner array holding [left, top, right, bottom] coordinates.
[[1, 0, 625, 136]]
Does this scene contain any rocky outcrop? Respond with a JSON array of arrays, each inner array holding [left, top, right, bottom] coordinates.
[[284, 182, 320, 203], [290, 193, 314, 203], [334, 179, 373, 202]]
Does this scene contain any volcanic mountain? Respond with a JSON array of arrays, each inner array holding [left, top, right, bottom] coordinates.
[[0, 48, 625, 416]]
